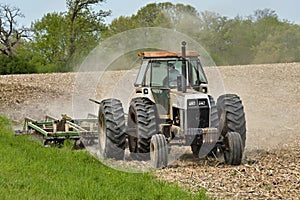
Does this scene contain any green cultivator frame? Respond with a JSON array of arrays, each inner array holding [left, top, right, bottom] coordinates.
[[23, 114, 98, 147]]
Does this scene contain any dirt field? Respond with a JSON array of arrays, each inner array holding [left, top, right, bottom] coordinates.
[[1, 63, 299, 199]]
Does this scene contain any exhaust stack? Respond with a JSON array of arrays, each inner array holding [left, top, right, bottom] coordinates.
[[181, 41, 187, 93]]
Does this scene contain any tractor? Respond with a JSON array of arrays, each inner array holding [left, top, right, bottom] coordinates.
[[94, 41, 246, 168]]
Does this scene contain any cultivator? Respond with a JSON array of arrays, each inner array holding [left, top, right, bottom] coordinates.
[[22, 114, 98, 147]]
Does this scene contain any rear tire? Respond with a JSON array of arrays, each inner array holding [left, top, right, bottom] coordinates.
[[127, 98, 158, 160], [217, 94, 246, 147], [150, 134, 168, 168], [98, 99, 126, 160], [224, 132, 243, 165]]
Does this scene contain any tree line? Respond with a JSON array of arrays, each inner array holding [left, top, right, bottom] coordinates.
[[1, 1, 299, 74]]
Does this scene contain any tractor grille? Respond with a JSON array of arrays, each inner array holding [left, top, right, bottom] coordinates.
[[187, 99, 209, 128]]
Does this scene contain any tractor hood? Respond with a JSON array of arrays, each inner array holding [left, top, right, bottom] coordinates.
[[170, 89, 210, 110]]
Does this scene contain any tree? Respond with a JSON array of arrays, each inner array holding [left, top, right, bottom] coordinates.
[[30, 0, 110, 72], [0, 4, 28, 57], [104, 16, 138, 37], [217, 17, 256, 65], [251, 9, 282, 47], [66, 0, 110, 65], [253, 24, 300, 63], [0, 53, 36, 74], [196, 11, 230, 64], [30, 12, 68, 71], [159, 2, 199, 31], [104, 3, 201, 37], [252, 8, 278, 22]]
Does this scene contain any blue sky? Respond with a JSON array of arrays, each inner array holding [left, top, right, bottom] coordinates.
[[2, 0, 300, 26]]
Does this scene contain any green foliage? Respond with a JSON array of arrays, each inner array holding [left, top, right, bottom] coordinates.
[[0, 116, 207, 200], [0, 0, 110, 74], [103, 16, 137, 38], [253, 24, 300, 63], [27, 0, 110, 73], [30, 13, 68, 64], [104, 5, 300, 67], [2, 2, 300, 74], [0, 54, 36, 75], [104, 2, 199, 38], [195, 11, 229, 65], [65, 0, 110, 65]]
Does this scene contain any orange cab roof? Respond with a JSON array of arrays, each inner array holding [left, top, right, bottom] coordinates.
[[138, 51, 199, 58]]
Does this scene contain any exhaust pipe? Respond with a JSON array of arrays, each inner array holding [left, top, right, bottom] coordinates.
[[181, 41, 187, 93]]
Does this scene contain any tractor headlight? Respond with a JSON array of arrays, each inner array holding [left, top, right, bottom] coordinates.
[[188, 99, 197, 107]]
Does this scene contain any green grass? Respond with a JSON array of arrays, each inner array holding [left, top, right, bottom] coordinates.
[[0, 116, 208, 200]]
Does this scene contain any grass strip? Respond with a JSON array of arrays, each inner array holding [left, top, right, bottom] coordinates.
[[0, 116, 208, 200]]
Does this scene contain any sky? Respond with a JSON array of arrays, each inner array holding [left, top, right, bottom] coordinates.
[[1, 0, 300, 27]]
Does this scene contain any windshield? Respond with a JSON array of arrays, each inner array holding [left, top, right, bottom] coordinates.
[[141, 58, 207, 89]]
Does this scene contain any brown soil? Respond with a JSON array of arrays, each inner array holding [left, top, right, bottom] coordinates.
[[1, 63, 299, 199]]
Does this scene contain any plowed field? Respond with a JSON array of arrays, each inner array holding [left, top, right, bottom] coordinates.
[[1, 63, 299, 199]]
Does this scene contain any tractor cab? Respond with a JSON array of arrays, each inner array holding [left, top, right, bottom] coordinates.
[[134, 49, 210, 119], [135, 51, 208, 93]]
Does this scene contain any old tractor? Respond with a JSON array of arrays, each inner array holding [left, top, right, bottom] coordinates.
[[94, 41, 246, 168]]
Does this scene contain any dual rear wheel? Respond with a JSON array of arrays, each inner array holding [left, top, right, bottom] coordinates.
[[217, 94, 246, 165]]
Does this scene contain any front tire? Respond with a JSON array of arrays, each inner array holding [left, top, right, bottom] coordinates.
[[98, 99, 126, 160], [150, 134, 168, 168], [224, 132, 243, 165]]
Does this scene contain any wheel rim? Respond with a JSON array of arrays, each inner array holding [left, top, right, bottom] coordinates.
[[150, 140, 155, 161]]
